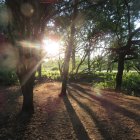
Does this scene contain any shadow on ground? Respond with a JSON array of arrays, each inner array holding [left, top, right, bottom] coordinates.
[[68, 83, 140, 140], [63, 95, 90, 140]]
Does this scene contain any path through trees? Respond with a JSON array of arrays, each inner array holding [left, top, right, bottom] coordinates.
[[0, 82, 140, 140]]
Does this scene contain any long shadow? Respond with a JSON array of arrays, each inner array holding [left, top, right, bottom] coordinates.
[[62, 94, 90, 140], [68, 86, 99, 104], [68, 88, 134, 139], [67, 89, 112, 140], [70, 84, 140, 124]]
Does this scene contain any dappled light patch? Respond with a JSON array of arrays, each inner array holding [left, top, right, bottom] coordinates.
[[93, 88, 102, 97]]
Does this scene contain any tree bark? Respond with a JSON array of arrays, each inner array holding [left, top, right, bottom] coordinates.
[[18, 70, 35, 114], [60, 38, 73, 96], [87, 50, 91, 72], [115, 54, 125, 91], [60, 62, 69, 95]]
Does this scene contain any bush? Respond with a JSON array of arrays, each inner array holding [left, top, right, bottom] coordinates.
[[122, 72, 140, 96], [92, 72, 140, 96], [92, 72, 116, 88], [41, 70, 61, 80], [0, 69, 18, 85], [69, 72, 95, 82], [51, 67, 59, 71]]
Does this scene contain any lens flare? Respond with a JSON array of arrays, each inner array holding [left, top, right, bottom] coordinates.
[[17, 40, 40, 49], [20, 3, 34, 17], [0, 43, 18, 70]]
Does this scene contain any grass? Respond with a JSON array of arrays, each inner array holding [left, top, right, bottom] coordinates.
[[1, 63, 139, 97]]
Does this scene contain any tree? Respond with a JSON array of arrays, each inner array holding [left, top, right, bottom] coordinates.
[[5, 0, 60, 115], [112, 0, 140, 90], [85, 0, 140, 90], [60, 0, 78, 96]]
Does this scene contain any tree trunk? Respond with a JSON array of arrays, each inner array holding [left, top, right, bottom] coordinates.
[[60, 40, 72, 96], [107, 62, 112, 73], [38, 64, 42, 79], [18, 71, 35, 114], [60, 63, 69, 95], [115, 54, 125, 91], [75, 52, 87, 75], [87, 50, 91, 72], [72, 48, 76, 73], [60, 0, 78, 96]]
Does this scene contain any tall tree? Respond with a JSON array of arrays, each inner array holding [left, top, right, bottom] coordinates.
[[112, 0, 140, 90], [60, 0, 78, 96], [84, 0, 140, 90]]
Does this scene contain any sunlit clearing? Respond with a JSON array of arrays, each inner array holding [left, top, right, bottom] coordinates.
[[42, 38, 60, 56]]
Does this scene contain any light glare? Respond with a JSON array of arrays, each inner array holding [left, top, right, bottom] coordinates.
[[42, 39, 60, 56]]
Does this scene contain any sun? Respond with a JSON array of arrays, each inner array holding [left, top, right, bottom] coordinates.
[[42, 38, 60, 56]]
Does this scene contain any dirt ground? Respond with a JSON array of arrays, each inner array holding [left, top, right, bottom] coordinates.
[[0, 82, 140, 140]]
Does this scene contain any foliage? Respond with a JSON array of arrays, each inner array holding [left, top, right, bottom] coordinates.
[[0, 69, 18, 85], [93, 72, 140, 96], [39, 69, 61, 80], [69, 72, 94, 82], [92, 72, 116, 89], [122, 72, 140, 96]]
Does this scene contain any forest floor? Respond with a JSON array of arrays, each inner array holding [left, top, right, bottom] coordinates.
[[0, 81, 140, 140]]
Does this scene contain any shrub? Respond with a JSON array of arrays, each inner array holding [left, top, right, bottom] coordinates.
[[0, 69, 18, 85], [92, 72, 116, 88], [122, 72, 140, 96], [40, 70, 61, 80], [92, 72, 140, 96], [51, 67, 59, 71]]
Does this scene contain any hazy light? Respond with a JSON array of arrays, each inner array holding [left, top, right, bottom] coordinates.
[[17, 40, 40, 49]]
